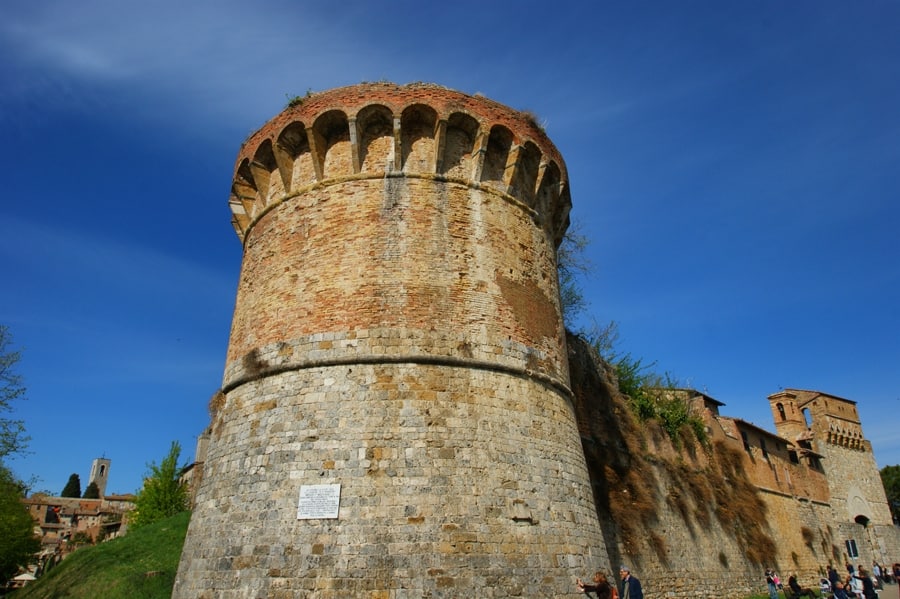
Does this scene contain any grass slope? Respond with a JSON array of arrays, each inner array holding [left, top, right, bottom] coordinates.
[[15, 511, 189, 599]]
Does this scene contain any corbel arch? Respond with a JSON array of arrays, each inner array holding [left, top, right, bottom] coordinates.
[[357, 104, 394, 174], [440, 112, 479, 178], [275, 121, 314, 192], [400, 104, 438, 174], [251, 140, 281, 205], [509, 141, 541, 208], [311, 110, 351, 180], [535, 161, 561, 228], [481, 125, 513, 191], [233, 158, 259, 218]]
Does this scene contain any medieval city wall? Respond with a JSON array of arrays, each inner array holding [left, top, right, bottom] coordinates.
[[566, 334, 900, 599], [821, 441, 893, 526], [869, 524, 900, 567]]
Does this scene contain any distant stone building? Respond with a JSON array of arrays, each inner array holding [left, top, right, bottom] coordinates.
[[768, 389, 897, 566], [687, 387, 898, 573], [87, 457, 111, 497], [22, 493, 134, 550], [178, 428, 209, 506], [21, 458, 134, 552]]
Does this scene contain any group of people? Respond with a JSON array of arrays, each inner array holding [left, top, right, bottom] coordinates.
[[765, 568, 818, 599], [864, 561, 900, 585], [766, 562, 893, 599], [576, 561, 896, 599], [576, 565, 643, 599], [833, 563, 881, 599]]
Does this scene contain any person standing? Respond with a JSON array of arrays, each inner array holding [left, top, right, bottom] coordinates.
[[847, 573, 863, 599], [767, 569, 779, 599], [577, 571, 615, 599], [853, 568, 877, 599], [619, 565, 643, 599], [829, 565, 840, 591], [871, 563, 880, 582]]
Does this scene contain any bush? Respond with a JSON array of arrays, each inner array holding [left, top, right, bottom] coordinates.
[[61, 473, 81, 498], [0, 464, 41, 580], [83, 481, 100, 499], [130, 442, 189, 529], [611, 353, 707, 448]]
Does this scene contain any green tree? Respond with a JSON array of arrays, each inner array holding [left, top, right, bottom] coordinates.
[[61, 473, 82, 498], [0, 325, 29, 460], [83, 481, 101, 499], [0, 462, 40, 580], [71, 531, 93, 545], [881, 464, 900, 525], [130, 441, 189, 529], [586, 321, 708, 448], [0, 326, 39, 580]]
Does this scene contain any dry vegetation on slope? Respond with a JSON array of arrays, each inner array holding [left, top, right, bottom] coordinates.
[[566, 332, 776, 568]]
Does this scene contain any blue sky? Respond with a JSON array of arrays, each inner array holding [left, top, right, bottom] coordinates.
[[2, 0, 898, 495]]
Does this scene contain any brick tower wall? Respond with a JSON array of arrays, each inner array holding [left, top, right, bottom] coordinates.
[[174, 83, 608, 598]]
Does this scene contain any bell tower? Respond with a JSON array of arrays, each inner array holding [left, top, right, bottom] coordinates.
[[88, 457, 110, 498]]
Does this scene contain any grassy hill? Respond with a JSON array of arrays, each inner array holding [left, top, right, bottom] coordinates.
[[14, 511, 189, 599]]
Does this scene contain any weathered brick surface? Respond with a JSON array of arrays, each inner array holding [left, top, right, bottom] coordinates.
[[174, 84, 606, 598], [225, 178, 567, 384]]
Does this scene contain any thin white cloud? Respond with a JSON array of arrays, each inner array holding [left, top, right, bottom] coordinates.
[[4, 0, 269, 80], [3, 22, 130, 81], [1, 0, 384, 131]]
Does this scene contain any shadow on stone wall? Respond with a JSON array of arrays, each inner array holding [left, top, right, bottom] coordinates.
[[566, 332, 777, 573]]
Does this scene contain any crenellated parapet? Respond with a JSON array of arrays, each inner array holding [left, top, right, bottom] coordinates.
[[229, 82, 571, 248]]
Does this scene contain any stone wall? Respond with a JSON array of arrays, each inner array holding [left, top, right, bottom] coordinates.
[[180, 364, 606, 597], [567, 334, 900, 599]]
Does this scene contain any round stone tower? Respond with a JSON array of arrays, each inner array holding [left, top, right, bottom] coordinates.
[[174, 83, 607, 598]]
